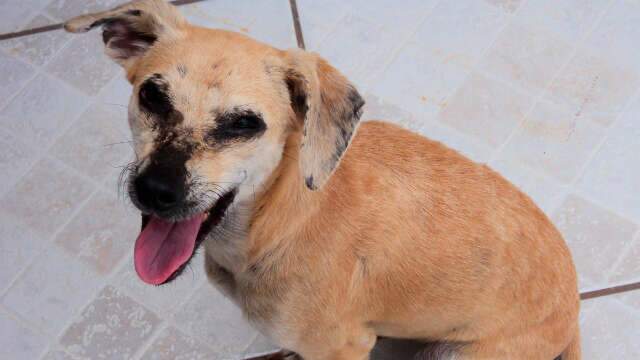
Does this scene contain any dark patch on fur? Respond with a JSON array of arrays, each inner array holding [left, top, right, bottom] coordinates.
[[139, 74, 184, 128], [285, 70, 309, 120], [305, 175, 315, 190], [177, 64, 187, 78], [554, 356, 562, 360], [206, 108, 266, 146]]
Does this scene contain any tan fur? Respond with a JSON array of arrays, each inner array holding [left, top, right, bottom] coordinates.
[[65, 1, 580, 359]]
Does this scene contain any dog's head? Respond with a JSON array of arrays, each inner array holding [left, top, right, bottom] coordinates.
[[65, 0, 363, 285]]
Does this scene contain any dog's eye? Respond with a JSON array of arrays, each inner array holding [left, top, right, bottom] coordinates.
[[231, 116, 262, 131], [139, 76, 172, 115], [208, 111, 266, 144]]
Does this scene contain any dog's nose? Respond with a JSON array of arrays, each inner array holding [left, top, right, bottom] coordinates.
[[134, 174, 185, 211]]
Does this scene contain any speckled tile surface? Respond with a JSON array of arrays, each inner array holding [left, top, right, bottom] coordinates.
[[0, 0, 638, 359]]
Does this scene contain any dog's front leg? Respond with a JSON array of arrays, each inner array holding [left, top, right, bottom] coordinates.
[[295, 326, 377, 360]]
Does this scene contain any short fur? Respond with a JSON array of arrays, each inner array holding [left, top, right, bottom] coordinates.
[[65, 1, 580, 359]]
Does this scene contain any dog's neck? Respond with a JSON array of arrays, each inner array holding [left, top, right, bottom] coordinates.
[[244, 129, 324, 265]]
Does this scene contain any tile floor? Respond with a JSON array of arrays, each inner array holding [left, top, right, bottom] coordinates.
[[0, 0, 638, 358]]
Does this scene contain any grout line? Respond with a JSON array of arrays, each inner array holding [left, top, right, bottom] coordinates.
[[580, 281, 640, 300], [288, 0, 305, 49], [0, 0, 211, 42]]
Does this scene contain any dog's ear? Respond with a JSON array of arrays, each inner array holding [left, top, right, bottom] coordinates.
[[284, 50, 365, 190], [64, 0, 185, 71]]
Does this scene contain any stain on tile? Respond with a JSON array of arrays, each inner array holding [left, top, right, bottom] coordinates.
[[552, 195, 638, 288], [60, 285, 161, 359], [548, 49, 640, 126]]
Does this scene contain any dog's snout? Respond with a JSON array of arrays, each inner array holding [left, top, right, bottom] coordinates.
[[134, 173, 185, 212]]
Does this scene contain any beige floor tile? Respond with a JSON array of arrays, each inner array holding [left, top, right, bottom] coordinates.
[[46, 31, 120, 96], [114, 253, 206, 315], [439, 72, 532, 148], [552, 195, 638, 288], [618, 289, 640, 311], [140, 325, 217, 360], [51, 103, 132, 182], [483, 0, 524, 13], [0, 213, 46, 291], [515, 0, 612, 43], [172, 283, 256, 358], [244, 333, 279, 357], [2, 246, 103, 335], [584, 0, 640, 71], [480, 22, 574, 94], [41, 349, 75, 360], [0, 0, 50, 34], [0, 158, 95, 240], [296, 0, 351, 49], [60, 285, 161, 359], [0, 15, 71, 67], [489, 158, 568, 215], [0, 128, 37, 195], [0, 310, 47, 359], [45, 0, 125, 22], [580, 296, 640, 359], [2, 73, 89, 148], [370, 41, 469, 119], [315, 13, 400, 90], [413, 1, 508, 71], [577, 96, 640, 222], [608, 232, 640, 285], [500, 99, 605, 183], [0, 50, 36, 110], [54, 190, 136, 276], [363, 92, 495, 163]]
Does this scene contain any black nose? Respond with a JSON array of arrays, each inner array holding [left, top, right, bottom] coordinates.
[[134, 173, 185, 211]]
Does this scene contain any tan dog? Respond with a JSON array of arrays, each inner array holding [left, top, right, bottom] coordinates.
[[65, 1, 580, 359]]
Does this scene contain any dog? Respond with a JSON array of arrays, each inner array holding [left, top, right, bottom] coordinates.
[[64, 1, 581, 359]]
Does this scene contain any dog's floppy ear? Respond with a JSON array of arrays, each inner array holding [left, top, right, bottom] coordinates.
[[64, 0, 185, 70], [284, 50, 365, 190]]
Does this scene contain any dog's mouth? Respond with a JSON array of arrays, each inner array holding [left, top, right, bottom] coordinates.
[[134, 189, 237, 285]]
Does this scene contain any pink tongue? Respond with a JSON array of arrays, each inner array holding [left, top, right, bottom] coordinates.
[[134, 214, 205, 285]]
